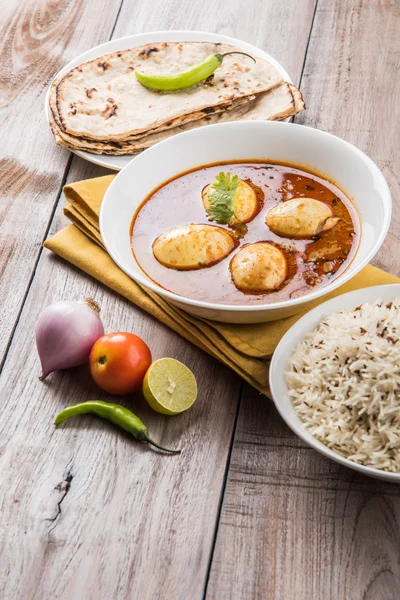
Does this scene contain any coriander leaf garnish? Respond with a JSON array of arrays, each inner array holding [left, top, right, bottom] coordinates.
[[205, 171, 240, 224]]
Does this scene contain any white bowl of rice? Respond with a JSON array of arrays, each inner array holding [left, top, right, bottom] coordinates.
[[270, 284, 400, 481]]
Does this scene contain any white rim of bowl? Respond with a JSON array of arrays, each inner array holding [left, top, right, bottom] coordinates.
[[100, 121, 392, 313], [269, 284, 400, 480]]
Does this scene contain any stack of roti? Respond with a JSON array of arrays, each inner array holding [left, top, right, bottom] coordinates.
[[49, 41, 305, 155]]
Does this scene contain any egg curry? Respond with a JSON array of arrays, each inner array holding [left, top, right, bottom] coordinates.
[[131, 162, 359, 305]]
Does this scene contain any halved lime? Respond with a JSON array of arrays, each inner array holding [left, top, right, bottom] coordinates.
[[142, 358, 197, 415]]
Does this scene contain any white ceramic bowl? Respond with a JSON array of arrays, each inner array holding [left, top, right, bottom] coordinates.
[[269, 284, 400, 482], [100, 120, 391, 323]]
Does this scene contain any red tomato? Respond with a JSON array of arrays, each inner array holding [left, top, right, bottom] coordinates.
[[89, 332, 152, 395]]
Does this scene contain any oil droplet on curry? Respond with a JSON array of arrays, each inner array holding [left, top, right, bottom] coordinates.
[[130, 161, 360, 305]]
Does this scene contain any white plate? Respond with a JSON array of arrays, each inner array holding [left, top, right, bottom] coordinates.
[[269, 284, 400, 482], [45, 30, 292, 171]]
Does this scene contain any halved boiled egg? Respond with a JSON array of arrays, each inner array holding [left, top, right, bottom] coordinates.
[[202, 179, 259, 224], [265, 198, 339, 239], [230, 242, 287, 293], [152, 224, 238, 270]]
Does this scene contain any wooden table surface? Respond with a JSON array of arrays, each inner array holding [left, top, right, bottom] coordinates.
[[1, 1, 400, 598]]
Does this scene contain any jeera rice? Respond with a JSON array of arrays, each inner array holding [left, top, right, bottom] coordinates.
[[286, 299, 400, 472]]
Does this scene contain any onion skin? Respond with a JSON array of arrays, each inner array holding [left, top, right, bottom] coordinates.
[[36, 298, 104, 380]]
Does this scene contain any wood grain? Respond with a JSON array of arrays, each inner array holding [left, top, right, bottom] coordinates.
[[296, 0, 400, 274], [113, 0, 316, 85], [0, 159, 242, 600], [208, 1, 400, 599], [207, 387, 400, 600], [0, 0, 122, 365], [0, 0, 318, 598], [3, 0, 399, 599]]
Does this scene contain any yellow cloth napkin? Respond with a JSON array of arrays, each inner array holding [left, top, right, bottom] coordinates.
[[44, 175, 399, 395]]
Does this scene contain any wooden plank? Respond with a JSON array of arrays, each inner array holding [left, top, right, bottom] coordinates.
[[112, 0, 316, 85], [295, 0, 400, 273], [0, 0, 317, 598], [207, 387, 400, 600], [207, 1, 400, 598], [0, 158, 241, 600], [0, 0, 122, 364]]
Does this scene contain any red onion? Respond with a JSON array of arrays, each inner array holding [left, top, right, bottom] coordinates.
[[36, 298, 104, 380]]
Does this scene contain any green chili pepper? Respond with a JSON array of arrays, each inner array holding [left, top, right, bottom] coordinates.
[[135, 51, 256, 91], [54, 400, 180, 454]]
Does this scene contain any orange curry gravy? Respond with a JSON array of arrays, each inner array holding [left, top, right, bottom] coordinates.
[[130, 161, 360, 305]]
